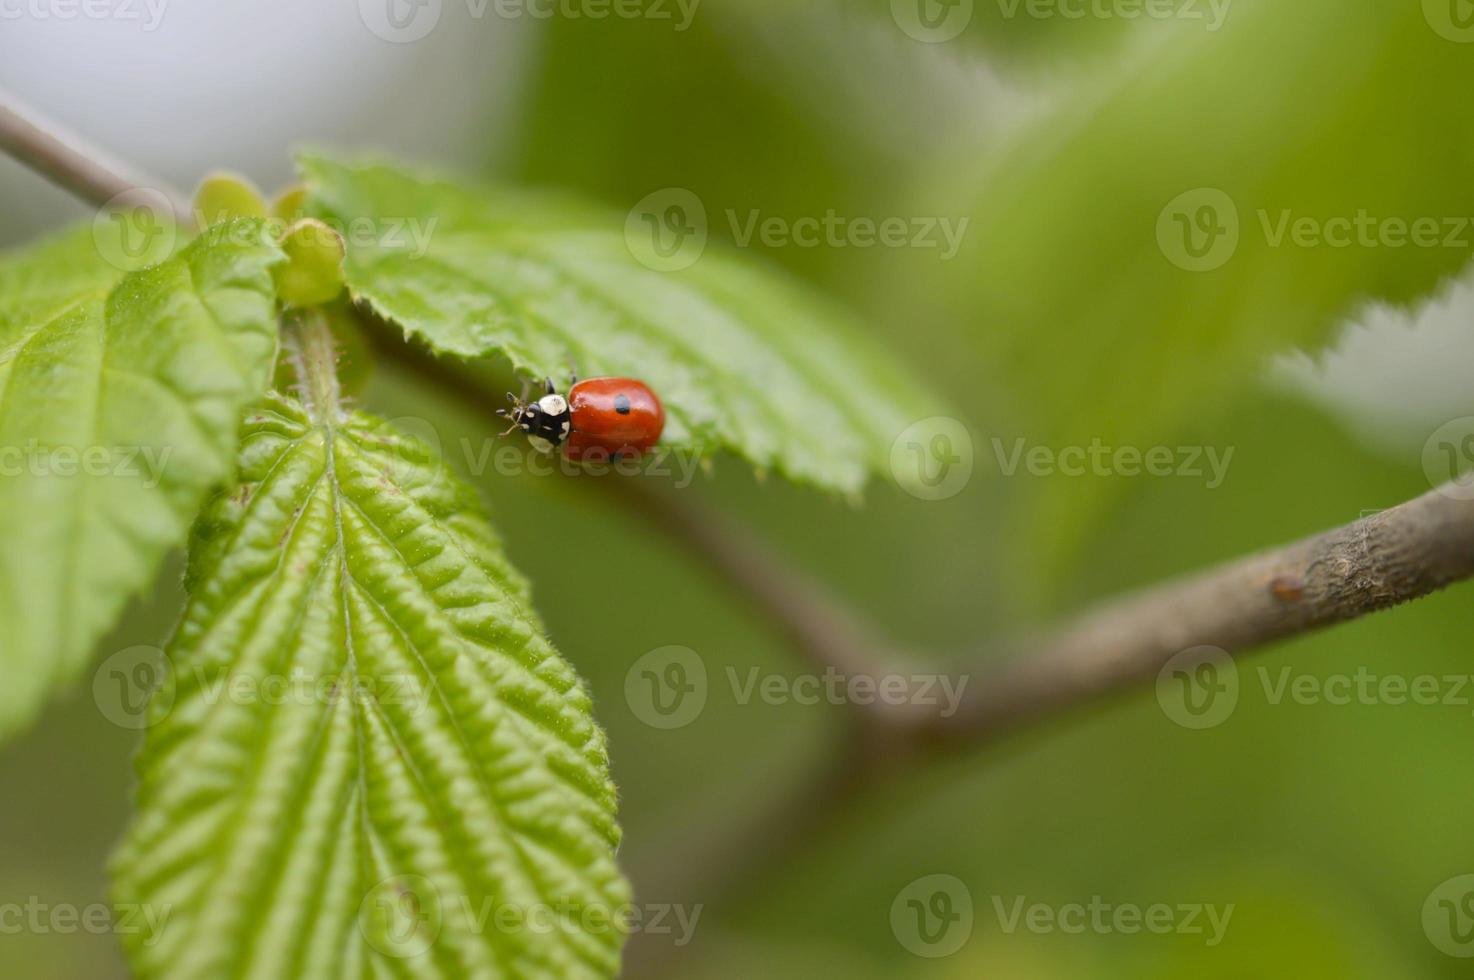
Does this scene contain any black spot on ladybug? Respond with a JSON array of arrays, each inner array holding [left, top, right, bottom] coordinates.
[[614, 394, 632, 415]]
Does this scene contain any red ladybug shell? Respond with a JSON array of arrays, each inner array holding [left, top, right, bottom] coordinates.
[[565, 378, 665, 461]]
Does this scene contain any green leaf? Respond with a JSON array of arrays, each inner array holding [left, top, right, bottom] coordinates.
[[111, 389, 631, 979], [0, 219, 282, 740], [299, 152, 933, 495], [914, 1, 1474, 581]]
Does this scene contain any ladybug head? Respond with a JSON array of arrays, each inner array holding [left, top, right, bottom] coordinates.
[[497, 388, 571, 452]]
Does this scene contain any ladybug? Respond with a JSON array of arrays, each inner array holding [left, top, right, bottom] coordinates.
[[499, 375, 665, 460]]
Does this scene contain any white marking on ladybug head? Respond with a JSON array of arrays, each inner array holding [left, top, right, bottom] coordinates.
[[528, 434, 556, 455], [537, 394, 568, 416]]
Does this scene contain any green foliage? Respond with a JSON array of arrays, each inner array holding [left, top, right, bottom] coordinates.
[[299, 152, 934, 495], [111, 390, 630, 979], [2, 7, 1474, 978], [0, 219, 282, 741]]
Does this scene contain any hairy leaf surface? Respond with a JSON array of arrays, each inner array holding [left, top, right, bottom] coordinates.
[[112, 392, 630, 979]]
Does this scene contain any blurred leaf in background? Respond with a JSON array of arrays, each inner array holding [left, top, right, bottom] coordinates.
[[900, 0, 1474, 589]]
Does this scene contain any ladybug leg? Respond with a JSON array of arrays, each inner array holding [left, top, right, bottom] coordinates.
[[543, 377, 556, 396]]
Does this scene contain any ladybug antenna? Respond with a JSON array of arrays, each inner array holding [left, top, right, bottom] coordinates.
[[497, 391, 521, 437], [495, 405, 522, 438]]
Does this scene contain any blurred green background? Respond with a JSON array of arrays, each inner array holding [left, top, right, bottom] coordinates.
[[3, 1, 1474, 977]]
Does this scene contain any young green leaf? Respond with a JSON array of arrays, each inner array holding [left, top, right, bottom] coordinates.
[[0, 219, 281, 741], [193, 172, 269, 227], [299, 152, 933, 495], [111, 385, 631, 979], [272, 218, 347, 308]]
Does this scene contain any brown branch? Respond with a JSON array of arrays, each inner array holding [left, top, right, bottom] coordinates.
[[931, 486, 1474, 744], [619, 483, 1474, 976], [0, 91, 190, 224], [593, 470, 911, 691]]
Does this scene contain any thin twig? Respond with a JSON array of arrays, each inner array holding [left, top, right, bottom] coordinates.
[[0, 91, 190, 224], [932, 485, 1474, 743]]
